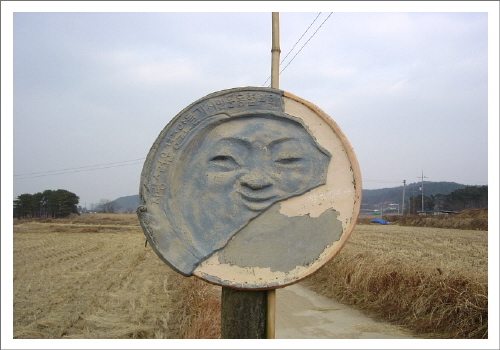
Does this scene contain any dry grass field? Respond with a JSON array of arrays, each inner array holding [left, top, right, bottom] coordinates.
[[303, 222, 488, 339], [12, 213, 488, 339], [13, 214, 183, 339]]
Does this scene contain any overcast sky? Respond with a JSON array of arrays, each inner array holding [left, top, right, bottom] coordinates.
[[3, 2, 499, 209]]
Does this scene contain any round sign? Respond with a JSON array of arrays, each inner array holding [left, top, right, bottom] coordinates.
[[138, 87, 361, 289]]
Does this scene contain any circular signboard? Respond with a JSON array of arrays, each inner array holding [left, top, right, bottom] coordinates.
[[138, 87, 361, 290]]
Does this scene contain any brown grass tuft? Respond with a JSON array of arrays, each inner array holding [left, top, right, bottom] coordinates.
[[359, 209, 488, 231], [303, 224, 488, 339], [396, 215, 488, 231], [167, 274, 221, 339]]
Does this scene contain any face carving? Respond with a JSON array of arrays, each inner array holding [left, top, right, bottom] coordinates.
[[201, 117, 329, 212], [139, 88, 360, 286], [168, 115, 331, 269]]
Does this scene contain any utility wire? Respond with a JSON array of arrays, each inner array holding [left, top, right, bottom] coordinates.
[[280, 12, 322, 66], [14, 158, 145, 180], [262, 12, 323, 87], [17, 14, 333, 181], [279, 12, 333, 75], [14, 158, 146, 176], [262, 12, 333, 87]]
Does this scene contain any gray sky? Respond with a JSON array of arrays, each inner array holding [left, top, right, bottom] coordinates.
[[4, 2, 498, 208]]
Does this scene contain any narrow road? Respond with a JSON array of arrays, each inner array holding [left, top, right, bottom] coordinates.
[[275, 284, 415, 339]]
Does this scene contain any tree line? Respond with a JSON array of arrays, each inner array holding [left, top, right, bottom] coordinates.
[[13, 189, 80, 219], [406, 185, 487, 214]]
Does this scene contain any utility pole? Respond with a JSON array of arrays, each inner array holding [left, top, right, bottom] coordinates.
[[271, 12, 280, 89], [267, 11, 280, 339], [401, 180, 406, 215], [418, 171, 428, 212]]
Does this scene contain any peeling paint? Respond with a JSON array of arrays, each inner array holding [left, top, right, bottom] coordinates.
[[138, 87, 361, 289]]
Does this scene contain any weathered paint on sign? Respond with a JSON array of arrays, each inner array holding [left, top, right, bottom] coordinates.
[[138, 87, 361, 289]]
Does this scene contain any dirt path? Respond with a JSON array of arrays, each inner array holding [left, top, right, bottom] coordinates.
[[275, 284, 416, 339]]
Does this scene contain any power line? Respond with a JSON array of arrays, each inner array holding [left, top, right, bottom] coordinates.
[[14, 158, 145, 180], [16, 14, 334, 181], [262, 12, 332, 87], [280, 12, 322, 66], [279, 12, 333, 75], [14, 158, 146, 176]]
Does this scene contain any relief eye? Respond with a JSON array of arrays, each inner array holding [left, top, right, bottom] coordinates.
[[209, 155, 240, 169], [276, 157, 302, 164], [210, 155, 235, 162]]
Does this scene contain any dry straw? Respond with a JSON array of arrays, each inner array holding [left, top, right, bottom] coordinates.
[[13, 212, 487, 339], [303, 218, 488, 339]]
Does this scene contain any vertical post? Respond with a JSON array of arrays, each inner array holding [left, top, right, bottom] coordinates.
[[421, 171, 424, 212], [271, 12, 280, 89], [266, 289, 276, 338], [267, 11, 279, 339], [419, 171, 428, 212], [402, 180, 406, 215], [221, 288, 267, 338]]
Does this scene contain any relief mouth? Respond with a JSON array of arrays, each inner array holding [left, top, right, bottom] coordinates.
[[240, 193, 277, 203], [239, 193, 278, 211]]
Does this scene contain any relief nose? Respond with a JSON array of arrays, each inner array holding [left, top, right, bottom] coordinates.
[[240, 171, 273, 190]]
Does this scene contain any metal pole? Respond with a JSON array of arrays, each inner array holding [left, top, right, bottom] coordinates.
[[402, 180, 406, 215], [419, 171, 427, 212], [421, 171, 424, 212]]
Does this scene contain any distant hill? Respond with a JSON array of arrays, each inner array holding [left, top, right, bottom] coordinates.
[[113, 181, 469, 213], [361, 181, 467, 206], [111, 195, 141, 213]]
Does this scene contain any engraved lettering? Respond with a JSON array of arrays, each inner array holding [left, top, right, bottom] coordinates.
[[247, 92, 257, 106], [157, 164, 167, 173], [226, 95, 236, 108], [215, 99, 225, 110], [205, 101, 216, 113], [237, 93, 245, 107], [267, 95, 275, 106]]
